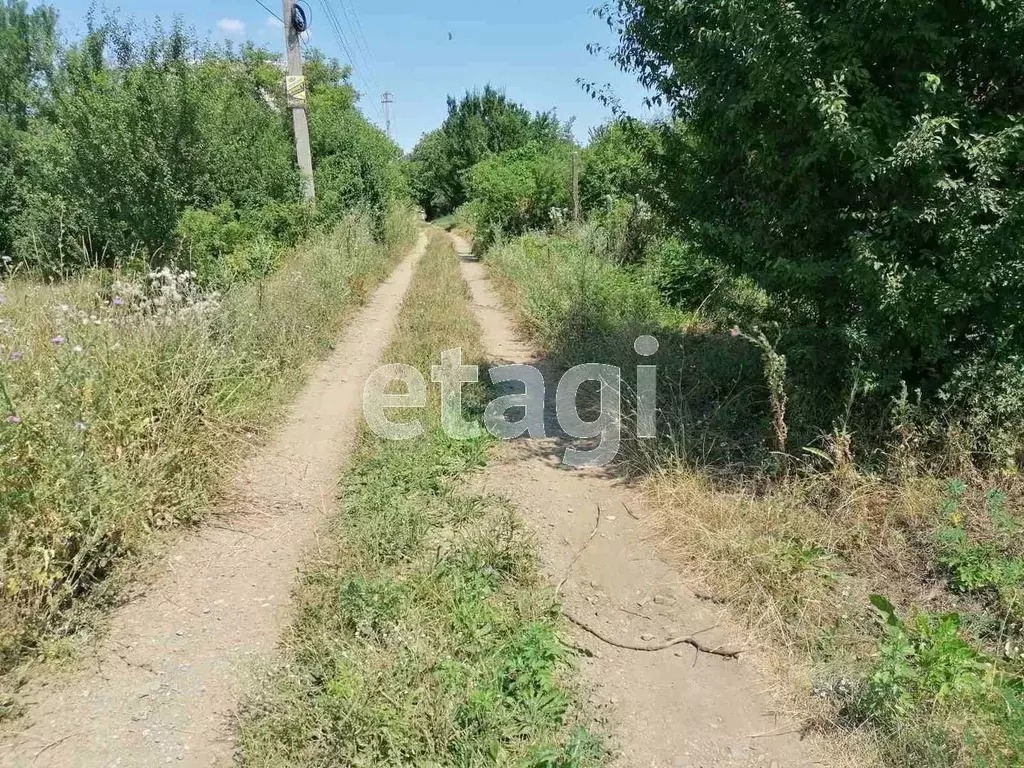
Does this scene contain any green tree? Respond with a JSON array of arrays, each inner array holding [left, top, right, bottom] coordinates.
[[406, 128, 448, 218], [408, 85, 567, 217], [605, 0, 1024, 394], [0, 0, 57, 260], [465, 142, 572, 248], [304, 50, 408, 232], [579, 119, 657, 212]]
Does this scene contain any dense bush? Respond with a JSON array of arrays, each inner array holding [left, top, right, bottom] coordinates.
[[464, 142, 573, 248], [407, 86, 568, 218], [11, 22, 298, 273], [578, 119, 657, 213], [0, 6, 406, 278], [604, 0, 1024, 406], [305, 52, 409, 233]]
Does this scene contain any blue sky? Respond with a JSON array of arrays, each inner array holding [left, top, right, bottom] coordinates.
[[52, 0, 654, 151]]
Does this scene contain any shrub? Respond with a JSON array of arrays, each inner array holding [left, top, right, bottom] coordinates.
[[465, 143, 573, 249], [3, 13, 407, 278], [855, 596, 1024, 766]]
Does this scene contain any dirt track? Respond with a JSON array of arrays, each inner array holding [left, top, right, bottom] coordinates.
[[0, 234, 426, 768], [452, 231, 821, 767], [2, 229, 824, 767]]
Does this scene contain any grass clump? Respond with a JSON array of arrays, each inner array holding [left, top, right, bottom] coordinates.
[[0, 210, 417, 696], [236, 234, 603, 767]]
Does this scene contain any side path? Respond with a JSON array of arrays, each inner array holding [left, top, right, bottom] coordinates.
[[0, 233, 428, 768], [453, 232, 822, 768]]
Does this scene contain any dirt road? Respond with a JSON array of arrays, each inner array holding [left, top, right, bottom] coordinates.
[[453, 232, 822, 767], [0, 234, 427, 768]]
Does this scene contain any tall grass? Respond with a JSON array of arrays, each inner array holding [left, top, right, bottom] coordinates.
[[0, 209, 418, 690], [485, 228, 1024, 767], [236, 234, 603, 767]]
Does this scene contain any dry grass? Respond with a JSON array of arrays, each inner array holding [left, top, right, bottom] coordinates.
[[484, 228, 1024, 767], [641, 461, 1024, 765], [0, 210, 418, 706]]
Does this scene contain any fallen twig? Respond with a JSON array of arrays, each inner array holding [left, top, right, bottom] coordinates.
[[563, 611, 743, 659], [555, 503, 602, 598]]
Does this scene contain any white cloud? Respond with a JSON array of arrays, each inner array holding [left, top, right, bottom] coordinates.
[[218, 18, 245, 36]]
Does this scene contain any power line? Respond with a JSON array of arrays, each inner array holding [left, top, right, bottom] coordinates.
[[315, 0, 384, 121], [335, 0, 379, 90], [253, 0, 283, 25]]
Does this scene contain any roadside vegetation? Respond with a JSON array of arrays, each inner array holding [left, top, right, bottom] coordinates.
[[1, 0, 415, 707], [0, 210, 416, 708], [1, 1, 407, 281], [237, 234, 602, 767], [408, 3, 1024, 764]]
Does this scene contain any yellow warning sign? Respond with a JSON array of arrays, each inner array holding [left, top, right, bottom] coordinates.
[[286, 75, 307, 107]]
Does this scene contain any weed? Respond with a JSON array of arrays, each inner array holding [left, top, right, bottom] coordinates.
[[849, 596, 1024, 767], [0, 209, 417, 690]]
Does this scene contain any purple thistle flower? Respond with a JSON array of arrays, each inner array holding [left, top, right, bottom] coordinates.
[[6, 414, 21, 424], [112, 297, 124, 307], [8, 351, 22, 361], [51, 335, 65, 345]]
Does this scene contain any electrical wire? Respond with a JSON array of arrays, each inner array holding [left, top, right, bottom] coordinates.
[[316, 0, 385, 121], [336, 0, 385, 119], [253, 0, 283, 25], [335, 0, 379, 88]]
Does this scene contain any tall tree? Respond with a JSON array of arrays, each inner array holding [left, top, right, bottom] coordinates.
[[605, 0, 1024, 389], [408, 85, 566, 216], [0, 0, 57, 259]]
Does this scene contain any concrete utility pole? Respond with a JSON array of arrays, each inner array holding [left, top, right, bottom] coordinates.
[[382, 91, 394, 139], [571, 150, 581, 224], [283, 0, 315, 202]]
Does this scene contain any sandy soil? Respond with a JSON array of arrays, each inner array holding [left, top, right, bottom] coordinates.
[[452, 231, 823, 768], [0, 233, 427, 768]]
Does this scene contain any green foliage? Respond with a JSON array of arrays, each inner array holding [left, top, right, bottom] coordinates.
[[305, 51, 409, 234], [856, 596, 1024, 766], [408, 85, 568, 217], [465, 143, 572, 248], [934, 484, 1024, 620], [175, 202, 304, 288], [485, 230, 680, 356], [406, 128, 449, 218], [12, 21, 295, 272], [0, 0, 57, 259], [649, 238, 729, 309], [578, 119, 657, 212], [2, 13, 407, 277], [606, 0, 1024, 404]]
